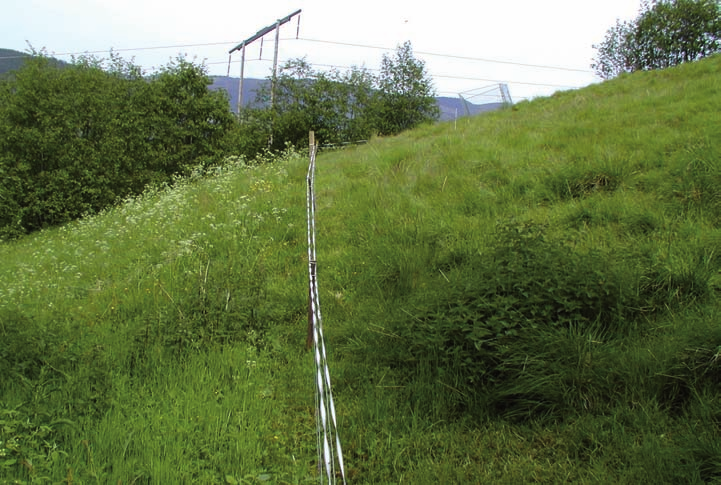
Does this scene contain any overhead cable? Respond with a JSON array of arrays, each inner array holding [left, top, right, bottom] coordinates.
[[292, 37, 594, 73]]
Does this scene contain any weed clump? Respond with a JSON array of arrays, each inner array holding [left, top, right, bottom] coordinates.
[[544, 166, 624, 200], [395, 220, 714, 420]]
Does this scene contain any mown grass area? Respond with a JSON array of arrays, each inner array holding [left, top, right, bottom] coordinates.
[[2, 55, 721, 484]]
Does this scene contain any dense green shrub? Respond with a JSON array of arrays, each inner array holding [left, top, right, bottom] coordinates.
[[148, 58, 236, 173], [406, 222, 627, 376], [0, 54, 235, 239], [237, 42, 439, 154], [240, 59, 377, 154], [370, 41, 439, 136]]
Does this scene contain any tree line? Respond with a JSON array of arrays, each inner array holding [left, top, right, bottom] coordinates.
[[235, 40, 439, 152], [0, 42, 438, 239], [593, 0, 721, 79]]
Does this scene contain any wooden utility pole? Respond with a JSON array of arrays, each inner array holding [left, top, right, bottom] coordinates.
[[228, 9, 301, 112], [270, 20, 281, 109], [237, 45, 246, 115]]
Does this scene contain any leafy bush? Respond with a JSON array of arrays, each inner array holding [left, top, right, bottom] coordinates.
[[593, 0, 721, 79], [237, 41, 439, 154], [371, 41, 440, 136], [148, 57, 236, 173], [0, 403, 71, 483], [0, 53, 235, 239], [396, 221, 714, 418]]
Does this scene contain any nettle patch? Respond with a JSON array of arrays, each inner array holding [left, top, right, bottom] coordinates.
[[395, 221, 714, 418]]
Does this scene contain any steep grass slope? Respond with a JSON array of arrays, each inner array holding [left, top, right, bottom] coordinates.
[[2, 55, 721, 483]]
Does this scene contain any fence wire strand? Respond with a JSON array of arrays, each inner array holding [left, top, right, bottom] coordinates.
[[306, 133, 347, 484]]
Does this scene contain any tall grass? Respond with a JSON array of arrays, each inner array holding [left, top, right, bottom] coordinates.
[[2, 55, 721, 483]]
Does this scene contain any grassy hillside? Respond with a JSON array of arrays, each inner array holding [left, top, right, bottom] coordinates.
[[2, 55, 721, 483]]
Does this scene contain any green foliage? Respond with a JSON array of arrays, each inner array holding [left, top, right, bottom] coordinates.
[[239, 58, 376, 154], [0, 309, 58, 381], [371, 41, 440, 136], [593, 0, 721, 79], [0, 53, 234, 239], [0, 404, 70, 483], [592, 18, 636, 79], [397, 224, 626, 409], [149, 57, 236, 172], [238, 41, 438, 153], [632, 0, 721, 69], [391, 210, 716, 418]]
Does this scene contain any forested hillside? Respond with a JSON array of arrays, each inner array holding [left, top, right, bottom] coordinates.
[[0, 48, 28, 75]]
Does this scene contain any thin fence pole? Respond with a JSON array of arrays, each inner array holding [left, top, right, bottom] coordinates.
[[306, 131, 347, 484]]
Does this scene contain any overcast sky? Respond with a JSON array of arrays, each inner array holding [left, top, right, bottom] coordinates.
[[1, 1, 642, 102]]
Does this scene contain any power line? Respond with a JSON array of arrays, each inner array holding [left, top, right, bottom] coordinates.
[[0, 41, 240, 60], [1, 35, 593, 74], [200, 37, 596, 91], [1, 36, 590, 93], [1, 52, 582, 93], [291, 37, 594, 74], [209, 57, 582, 91]]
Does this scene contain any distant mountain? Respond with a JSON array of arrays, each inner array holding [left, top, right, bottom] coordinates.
[[0, 48, 71, 79], [0, 48, 30, 77], [436, 96, 506, 121], [208, 76, 505, 121], [209, 76, 266, 111]]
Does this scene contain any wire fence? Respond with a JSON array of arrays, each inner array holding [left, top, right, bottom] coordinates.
[[306, 131, 347, 484]]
